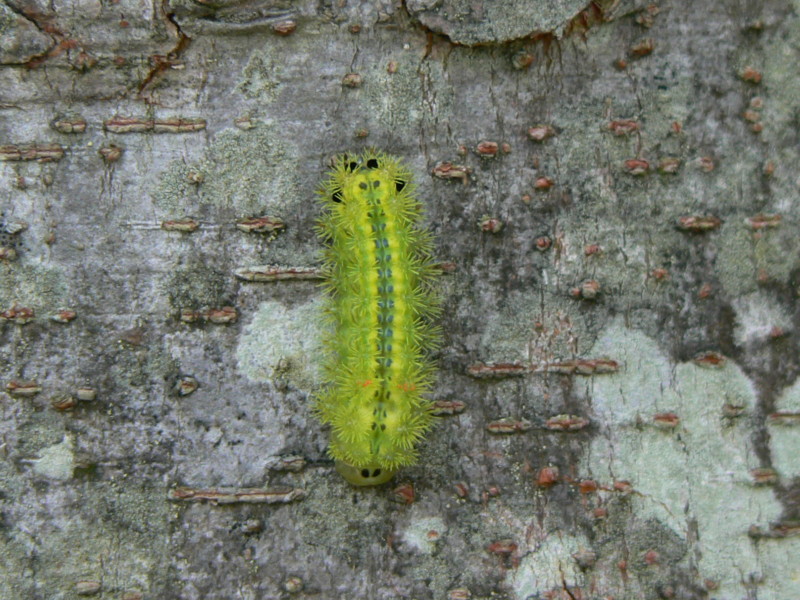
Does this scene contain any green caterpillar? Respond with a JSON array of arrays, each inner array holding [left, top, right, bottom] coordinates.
[[315, 150, 440, 486]]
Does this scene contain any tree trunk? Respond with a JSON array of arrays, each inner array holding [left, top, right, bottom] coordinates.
[[1, 1, 799, 598]]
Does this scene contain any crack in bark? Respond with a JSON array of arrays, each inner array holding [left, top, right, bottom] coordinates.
[[137, 0, 193, 102], [3, 1, 59, 67], [4, 1, 50, 33], [4, 1, 99, 70]]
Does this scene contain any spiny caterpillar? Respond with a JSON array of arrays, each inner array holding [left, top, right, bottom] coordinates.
[[315, 150, 440, 486]]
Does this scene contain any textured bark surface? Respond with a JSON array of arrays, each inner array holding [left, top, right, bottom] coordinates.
[[1, 1, 799, 599]]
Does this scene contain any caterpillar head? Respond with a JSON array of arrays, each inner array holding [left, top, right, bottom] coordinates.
[[324, 151, 411, 208], [335, 460, 396, 486]]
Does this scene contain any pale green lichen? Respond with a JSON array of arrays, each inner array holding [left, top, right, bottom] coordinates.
[[2, 480, 171, 599], [13, 414, 66, 460], [0, 262, 69, 313], [236, 299, 324, 390], [400, 515, 447, 555], [736, 11, 800, 150], [769, 379, 800, 479], [149, 159, 207, 215], [238, 48, 283, 103], [754, 537, 800, 600], [731, 290, 793, 347], [510, 532, 588, 598], [717, 219, 798, 299], [360, 57, 455, 135], [32, 435, 75, 480], [152, 124, 301, 218], [200, 125, 301, 213], [1, 432, 171, 597], [477, 290, 597, 362], [163, 264, 230, 312], [583, 318, 797, 599], [720, 12, 800, 303], [716, 222, 761, 298]]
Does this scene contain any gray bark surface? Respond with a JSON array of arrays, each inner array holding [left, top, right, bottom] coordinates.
[[1, 1, 799, 599]]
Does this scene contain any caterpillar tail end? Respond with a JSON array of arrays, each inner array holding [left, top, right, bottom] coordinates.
[[335, 460, 396, 486]]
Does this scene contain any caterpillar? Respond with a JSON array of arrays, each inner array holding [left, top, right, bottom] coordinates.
[[315, 150, 440, 486]]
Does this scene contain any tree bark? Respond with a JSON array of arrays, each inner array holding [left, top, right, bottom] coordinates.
[[1, 1, 799, 598]]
